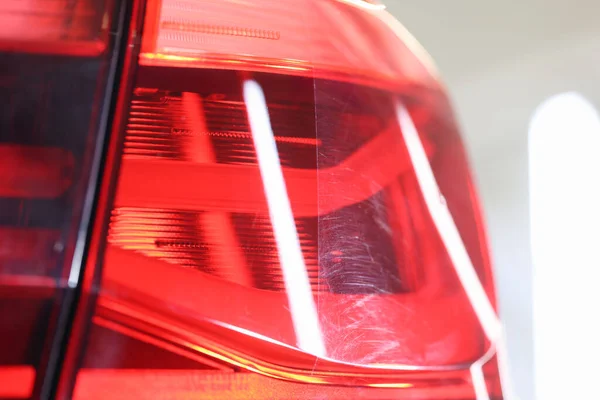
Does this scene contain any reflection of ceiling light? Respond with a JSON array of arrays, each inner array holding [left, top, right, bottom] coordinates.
[[335, 0, 387, 11], [244, 80, 326, 358], [529, 92, 600, 400]]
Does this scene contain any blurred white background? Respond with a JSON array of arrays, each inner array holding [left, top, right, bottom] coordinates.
[[387, 1, 600, 399]]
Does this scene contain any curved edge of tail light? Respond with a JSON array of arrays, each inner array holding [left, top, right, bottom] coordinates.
[[38, 1, 505, 399]]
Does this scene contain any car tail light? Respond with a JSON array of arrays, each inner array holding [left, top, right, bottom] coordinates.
[[0, 0, 111, 56], [0, 1, 130, 398], [2, 0, 504, 399]]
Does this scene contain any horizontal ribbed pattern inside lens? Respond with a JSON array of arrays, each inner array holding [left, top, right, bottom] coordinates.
[[231, 213, 322, 291], [124, 89, 318, 168], [108, 207, 326, 291], [108, 191, 408, 294], [108, 208, 211, 271]]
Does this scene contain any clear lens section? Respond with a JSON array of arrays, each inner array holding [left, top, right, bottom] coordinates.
[[69, 0, 502, 399]]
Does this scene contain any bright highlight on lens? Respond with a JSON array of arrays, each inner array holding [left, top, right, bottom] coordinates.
[[530, 92, 600, 400]]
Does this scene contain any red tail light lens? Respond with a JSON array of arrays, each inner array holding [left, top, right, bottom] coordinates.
[[0, 1, 127, 398], [58, 0, 502, 399], [0, 0, 112, 56]]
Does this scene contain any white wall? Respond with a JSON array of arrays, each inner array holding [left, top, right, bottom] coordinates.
[[387, 1, 600, 399]]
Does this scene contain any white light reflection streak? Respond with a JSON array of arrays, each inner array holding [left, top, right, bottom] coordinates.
[[396, 104, 500, 340], [470, 346, 496, 400], [396, 104, 505, 399], [529, 93, 600, 400], [243, 80, 326, 357], [335, 0, 387, 11]]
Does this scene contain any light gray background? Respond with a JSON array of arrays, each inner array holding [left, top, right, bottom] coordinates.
[[387, 1, 600, 399]]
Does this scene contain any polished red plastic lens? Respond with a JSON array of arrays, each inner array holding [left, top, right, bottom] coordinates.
[[0, 1, 125, 398], [63, 1, 503, 399], [0, 0, 112, 56], [0, 145, 74, 198]]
